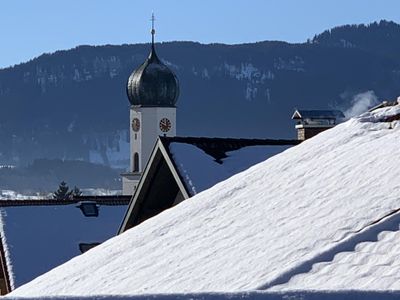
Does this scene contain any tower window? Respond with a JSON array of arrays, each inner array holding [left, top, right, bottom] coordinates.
[[133, 152, 139, 172]]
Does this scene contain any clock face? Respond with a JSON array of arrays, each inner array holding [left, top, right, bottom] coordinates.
[[159, 118, 172, 132], [132, 118, 140, 132]]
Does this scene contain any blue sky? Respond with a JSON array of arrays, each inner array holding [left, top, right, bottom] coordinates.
[[1, 0, 400, 68]]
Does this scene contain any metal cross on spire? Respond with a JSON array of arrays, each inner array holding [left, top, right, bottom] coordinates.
[[151, 13, 156, 46]]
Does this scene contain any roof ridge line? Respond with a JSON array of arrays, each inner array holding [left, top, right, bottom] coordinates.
[[0, 197, 131, 207]]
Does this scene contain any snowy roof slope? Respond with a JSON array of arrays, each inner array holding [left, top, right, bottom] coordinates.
[[9, 104, 400, 297], [169, 143, 291, 195], [271, 209, 400, 291], [0, 201, 127, 289]]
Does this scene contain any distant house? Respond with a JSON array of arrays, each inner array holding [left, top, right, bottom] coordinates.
[[292, 110, 345, 140], [0, 196, 129, 294], [119, 136, 299, 233]]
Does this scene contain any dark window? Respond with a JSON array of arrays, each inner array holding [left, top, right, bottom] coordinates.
[[76, 201, 99, 217], [79, 243, 100, 253], [133, 152, 139, 172]]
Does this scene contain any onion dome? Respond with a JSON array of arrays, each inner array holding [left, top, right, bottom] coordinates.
[[126, 18, 179, 107]]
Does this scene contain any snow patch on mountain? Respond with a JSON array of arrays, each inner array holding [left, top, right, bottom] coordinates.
[[202, 68, 210, 79], [221, 63, 275, 100], [163, 60, 180, 71], [245, 84, 258, 100], [87, 130, 129, 169], [20, 55, 128, 94], [274, 56, 305, 72], [223, 62, 274, 83]]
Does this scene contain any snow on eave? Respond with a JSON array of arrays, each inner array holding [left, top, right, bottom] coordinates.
[[158, 138, 191, 198], [0, 210, 14, 290]]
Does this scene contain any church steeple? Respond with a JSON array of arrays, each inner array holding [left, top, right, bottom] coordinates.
[[149, 13, 159, 62], [122, 14, 179, 195], [126, 13, 179, 107]]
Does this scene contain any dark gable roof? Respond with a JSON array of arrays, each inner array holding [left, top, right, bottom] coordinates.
[[159, 136, 300, 163], [292, 110, 345, 120]]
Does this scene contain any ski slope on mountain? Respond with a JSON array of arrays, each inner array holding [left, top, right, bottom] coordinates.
[[8, 104, 400, 297]]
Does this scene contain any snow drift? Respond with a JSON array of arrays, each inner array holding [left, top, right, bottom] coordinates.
[[7, 104, 400, 297]]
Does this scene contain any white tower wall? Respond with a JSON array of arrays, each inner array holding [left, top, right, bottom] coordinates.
[[122, 106, 176, 195]]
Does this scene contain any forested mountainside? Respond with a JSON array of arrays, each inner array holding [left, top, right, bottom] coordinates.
[[1, 20, 400, 168]]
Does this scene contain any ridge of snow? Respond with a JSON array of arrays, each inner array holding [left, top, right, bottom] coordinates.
[[270, 205, 400, 290], [268, 209, 400, 290], [8, 105, 400, 296]]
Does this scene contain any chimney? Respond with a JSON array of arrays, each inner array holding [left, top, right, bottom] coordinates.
[[292, 109, 345, 141]]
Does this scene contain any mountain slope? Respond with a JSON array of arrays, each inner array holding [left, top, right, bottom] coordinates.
[[1, 20, 400, 167], [8, 103, 400, 296]]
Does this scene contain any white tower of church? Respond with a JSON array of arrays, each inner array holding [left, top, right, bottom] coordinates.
[[122, 15, 180, 195]]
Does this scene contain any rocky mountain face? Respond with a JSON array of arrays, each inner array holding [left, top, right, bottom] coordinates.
[[1, 20, 400, 168]]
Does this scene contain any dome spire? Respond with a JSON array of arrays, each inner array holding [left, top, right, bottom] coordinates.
[[151, 12, 155, 48], [126, 14, 179, 107], [148, 12, 159, 62]]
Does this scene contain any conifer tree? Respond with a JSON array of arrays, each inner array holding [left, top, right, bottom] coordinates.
[[53, 181, 72, 200], [71, 186, 82, 197]]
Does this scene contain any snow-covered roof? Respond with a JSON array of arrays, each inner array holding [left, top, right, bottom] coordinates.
[[167, 138, 296, 196], [5, 291, 400, 300], [0, 198, 128, 290], [8, 104, 400, 297], [119, 137, 297, 231], [271, 209, 400, 291]]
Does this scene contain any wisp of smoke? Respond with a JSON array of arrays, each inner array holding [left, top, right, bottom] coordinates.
[[344, 91, 379, 119]]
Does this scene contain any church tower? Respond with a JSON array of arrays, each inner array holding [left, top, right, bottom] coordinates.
[[122, 15, 180, 195]]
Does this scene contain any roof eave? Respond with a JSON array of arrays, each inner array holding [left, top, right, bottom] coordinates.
[[0, 234, 12, 294], [118, 137, 189, 234]]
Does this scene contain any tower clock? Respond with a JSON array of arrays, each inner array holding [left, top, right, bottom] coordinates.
[[159, 118, 171, 132], [132, 118, 140, 132]]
